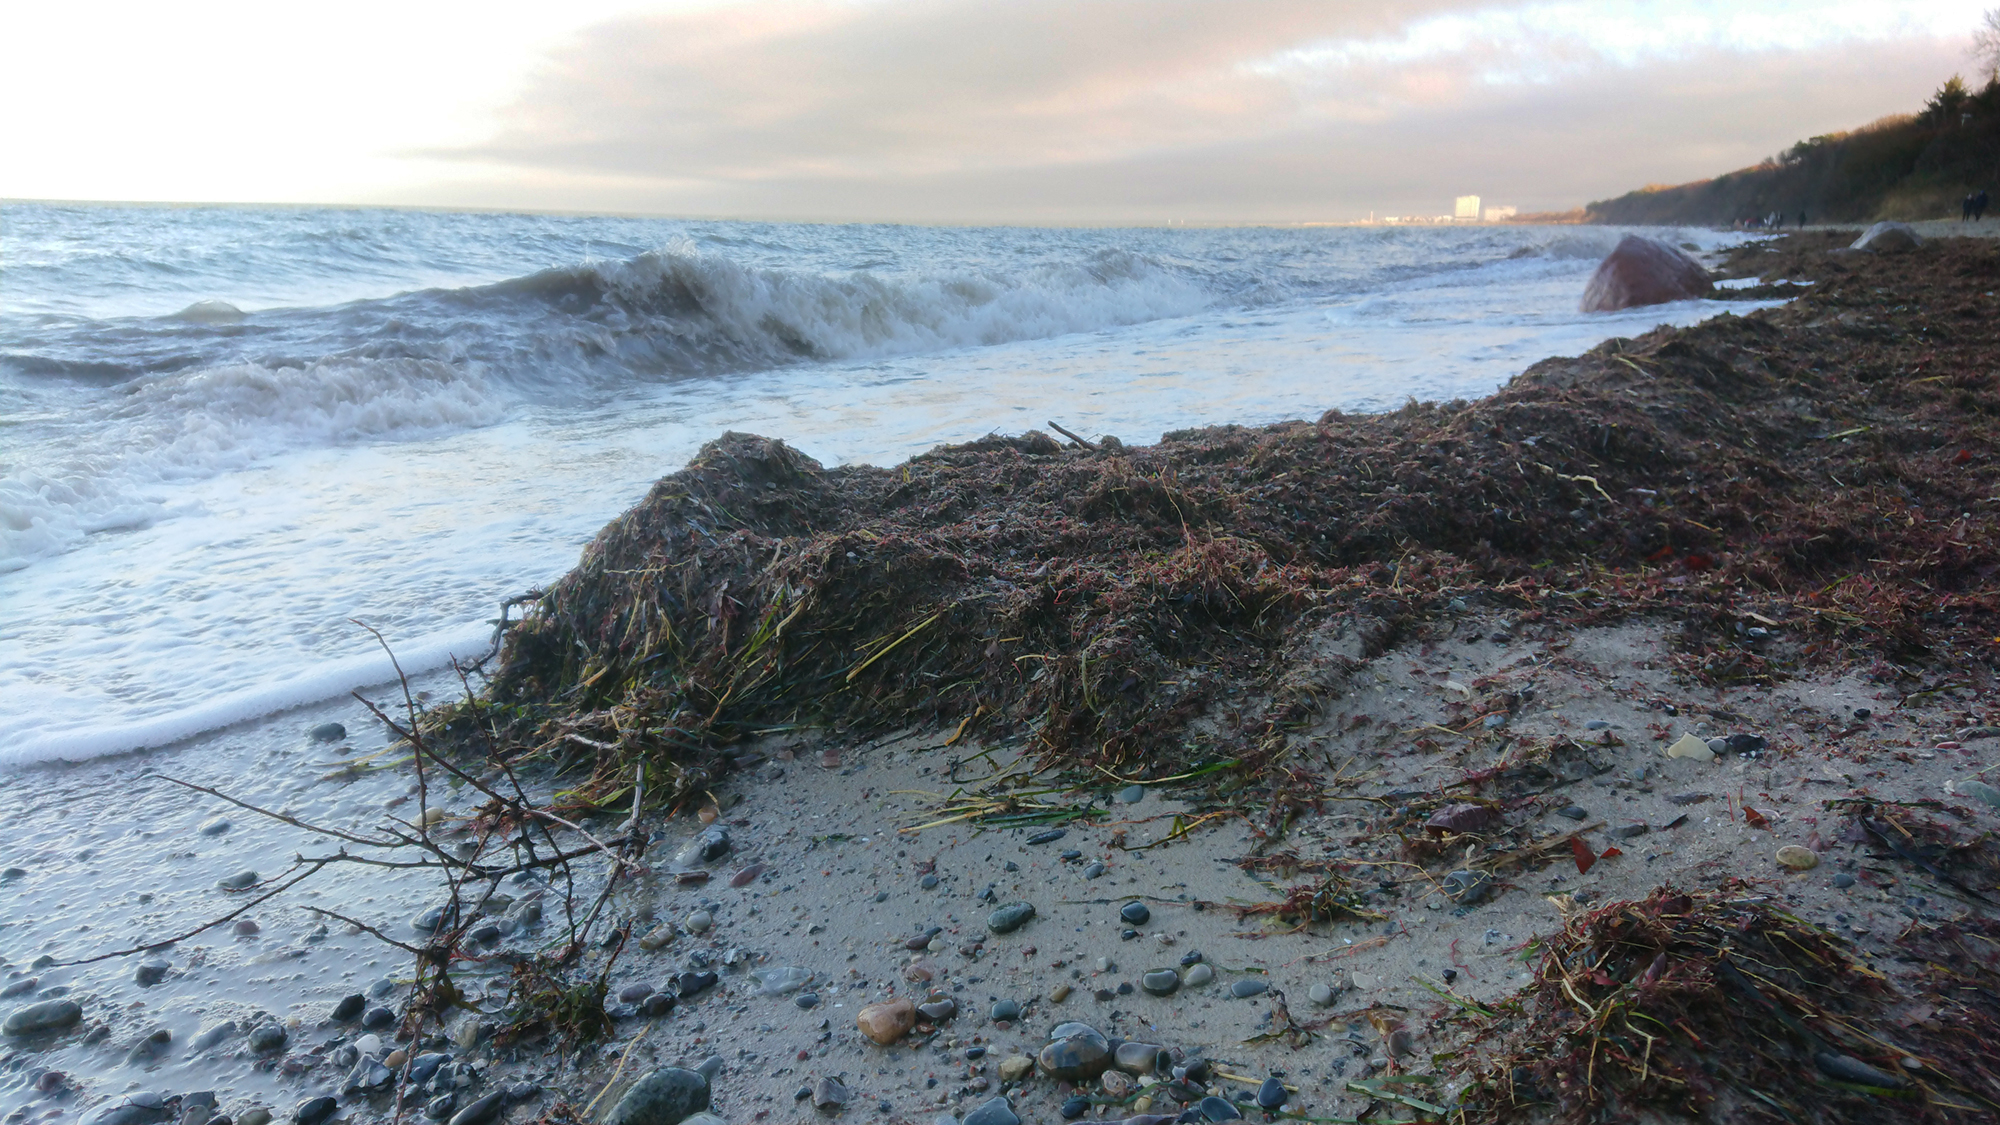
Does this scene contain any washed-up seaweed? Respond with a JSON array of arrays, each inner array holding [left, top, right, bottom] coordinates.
[[429, 233, 2000, 806], [1458, 884, 2000, 1124]]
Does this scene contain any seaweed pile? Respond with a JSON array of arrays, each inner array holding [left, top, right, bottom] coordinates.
[[440, 232, 2000, 804], [1459, 886, 2000, 1124]]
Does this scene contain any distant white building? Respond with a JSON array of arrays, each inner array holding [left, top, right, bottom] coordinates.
[[1484, 205, 1517, 222], [1454, 195, 1481, 221]]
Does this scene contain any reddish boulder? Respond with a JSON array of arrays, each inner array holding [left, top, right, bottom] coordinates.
[[1580, 235, 1713, 312]]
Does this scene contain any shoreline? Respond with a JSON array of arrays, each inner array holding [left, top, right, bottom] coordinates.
[[5, 230, 1999, 1125]]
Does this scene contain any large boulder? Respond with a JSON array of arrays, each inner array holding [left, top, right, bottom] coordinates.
[[1580, 235, 1713, 312], [1850, 221, 1923, 253]]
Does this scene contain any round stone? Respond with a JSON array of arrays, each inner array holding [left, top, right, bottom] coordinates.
[[1834, 873, 1856, 889], [990, 999, 1021, 1022], [248, 1024, 287, 1052], [294, 1097, 337, 1125], [794, 992, 819, 1010], [1229, 979, 1269, 998], [1119, 785, 1146, 804], [217, 870, 259, 891], [198, 817, 232, 836], [1060, 1095, 1089, 1119], [1199, 1095, 1243, 1121], [332, 995, 365, 1022], [1776, 845, 1819, 870], [917, 998, 957, 1023], [135, 959, 169, 986], [1037, 1031, 1111, 1082], [685, 910, 713, 934], [1257, 1077, 1287, 1110], [2, 999, 81, 1036], [1183, 963, 1215, 987], [362, 1006, 396, 1030], [642, 993, 677, 1017], [602, 1067, 710, 1125], [1308, 983, 1337, 1007], [618, 983, 655, 1004], [961, 1096, 1020, 1125], [1112, 1042, 1169, 1075], [857, 999, 916, 1045], [987, 902, 1036, 934], [1119, 901, 1150, 926], [308, 722, 347, 743], [1140, 969, 1179, 996]]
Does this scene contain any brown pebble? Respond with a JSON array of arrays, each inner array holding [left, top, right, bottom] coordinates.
[[697, 806, 719, 825], [821, 749, 841, 768], [731, 864, 767, 887], [904, 959, 938, 983], [1050, 984, 1071, 1003], [383, 1048, 408, 1069], [857, 999, 916, 1045]]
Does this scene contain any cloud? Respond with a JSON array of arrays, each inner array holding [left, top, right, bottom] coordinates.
[[437, 0, 1985, 221]]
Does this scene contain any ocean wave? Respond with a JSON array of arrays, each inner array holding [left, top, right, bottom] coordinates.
[[0, 357, 502, 569]]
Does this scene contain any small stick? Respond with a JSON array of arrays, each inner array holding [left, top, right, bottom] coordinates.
[[1046, 420, 1096, 449]]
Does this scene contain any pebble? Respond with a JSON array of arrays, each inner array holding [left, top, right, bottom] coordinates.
[[0, 979, 33, 999], [1308, 983, 1337, 1007], [217, 869, 259, 890], [124, 1027, 172, 1063], [1050, 984, 1071, 1003], [189, 1022, 237, 1051], [917, 998, 957, 1023], [1119, 901, 1151, 925], [987, 902, 1036, 934], [294, 1099, 337, 1125], [1834, 872, 1856, 889], [1095, 956, 1114, 972], [920, 874, 939, 890], [1113, 1042, 1169, 1074], [1082, 862, 1106, 878], [238, 1111, 272, 1125], [308, 722, 347, 742], [1776, 845, 1819, 870], [1706, 737, 1728, 754], [1025, 829, 1066, 845], [1426, 803, 1499, 835], [1198, 1095, 1243, 1121], [198, 817, 231, 836], [638, 925, 679, 951], [1257, 1077, 1288, 1110], [1726, 733, 1767, 754], [990, 999, 1021, 1021], [857, 998, 916, 1045], [730, 863, 767, 887], [1183, 963, 1215, 987], [685, 910, 713, 934], [1556, 806, 1588, 820], [619, 983, 655, 1004], [135, 959, 170, 986], [1180, 949, 1204, 966], [1956, 780, 2000, 809], [249, 1024, 288, 1052], [1037, 1027, 1111, 1082], [1229, 979, 1269, 998], [1667, 792, 1710, 806], [997, 1055, 1034, 1082], [1140, 969, 1179, 995], [234, 919, 261, 936], [1119, 785, 1146, 803], [1482, 713, 1508, 729], [643, 993, 677, 1017], [602, 1067, 711, 1125], [1442, 869, 1494, 905], [1584, 720, 1611, 730], [812, 1076, 850, 1111], [794, 992, 819, 1010], [1608, 823, 1649, 839], [363, 1006, 397, 1030], [961, 1096, 1020, 1125], [1060, 1096, 1089, 1119], [675, 971, 718, 997], [1665, 733, 1715, 761], [424, 1095, 456, 1120]]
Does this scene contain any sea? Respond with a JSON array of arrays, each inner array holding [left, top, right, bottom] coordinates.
[[1, 203, 1771, 769]]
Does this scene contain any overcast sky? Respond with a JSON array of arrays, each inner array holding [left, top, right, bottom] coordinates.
[[0, 1, 1987, 222]]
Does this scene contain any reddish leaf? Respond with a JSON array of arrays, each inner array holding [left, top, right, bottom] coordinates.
[[1571, 836, 1597, 875], [1744, 807, 1770, 829], [1956, 449, 1973, 464], [1601, 846, 1624, 860]]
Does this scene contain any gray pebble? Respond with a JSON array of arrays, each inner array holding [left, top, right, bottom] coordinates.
[[1119, 785, 1146, 804], [794, 992, 819, 1010], [292, 1098, 336, 1125], [1119, 901, 1150, 925], [6, 998, 85, 1035], [217, 870, 259, 891], [1183, 963, 1215, 987], [602, 1067, 710, 1125], [990, 999, 1021, 1021], [134, 960, 170, 987], [919, 874, 939, 890], [1608, 823, 1650, 839], [198, 817, 231, 836], [308, 722, 347, 743], [1834, 873, 1856, 889], [1442, 869, 1494, 905], [1141, 969, 1179, 996], [1557, 806, 1588, 820], [1229, 979, 1269, 998], [986, 902, 1036, 934], [962, 1096, 1019, 1125], [1309, 983, 1337, 1007], [248, 1024, 287, 1052], [446, 1092, 505, 1125], [1584, 720, 1611, 731]]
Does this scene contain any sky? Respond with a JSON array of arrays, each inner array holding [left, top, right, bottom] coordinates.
[[0, 0, 1989, 223]]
